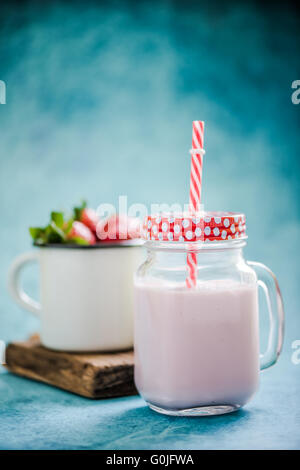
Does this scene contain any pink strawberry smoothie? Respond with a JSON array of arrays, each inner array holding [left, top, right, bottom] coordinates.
[[134, 279, 259, 410]]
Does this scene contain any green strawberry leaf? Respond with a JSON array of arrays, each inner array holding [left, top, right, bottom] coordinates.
[[29, 227, 47, 245], [50, 221, 66, 241], [73, 200, 87, 221], [29, 227, 44, 240], [51, 212, 64, 228], [45, 221, 67, 243], [63, 218, 74, 235], [68, 236, 89, 245]]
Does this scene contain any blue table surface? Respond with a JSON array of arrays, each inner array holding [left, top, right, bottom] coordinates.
[[0, 352, 299, 450]]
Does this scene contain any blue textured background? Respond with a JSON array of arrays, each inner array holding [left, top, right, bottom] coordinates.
[[0, 0, 299, 449]]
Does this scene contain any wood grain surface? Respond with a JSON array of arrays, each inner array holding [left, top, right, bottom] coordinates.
[[5, 335, 137, 399]]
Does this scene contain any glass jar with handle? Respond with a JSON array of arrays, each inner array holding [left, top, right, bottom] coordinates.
[[134, 212, 284, 416]]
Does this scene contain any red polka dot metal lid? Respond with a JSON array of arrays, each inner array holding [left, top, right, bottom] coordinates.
[[142, 212, 246, 242]]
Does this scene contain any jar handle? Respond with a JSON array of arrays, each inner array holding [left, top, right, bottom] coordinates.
[[248, 261, 284, 370]]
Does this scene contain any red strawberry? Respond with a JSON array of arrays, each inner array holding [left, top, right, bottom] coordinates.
[[68, 221, 96, 245], [80, 208, 99, 233]]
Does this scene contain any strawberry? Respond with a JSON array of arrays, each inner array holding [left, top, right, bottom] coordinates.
[[67, 221, 96, 245], [74, 201, 99, 233], [30, 203, 99, 246], [80, 208, 99, 233]]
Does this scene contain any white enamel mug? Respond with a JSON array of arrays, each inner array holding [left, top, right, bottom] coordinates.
[[8, 241, 144, 352]]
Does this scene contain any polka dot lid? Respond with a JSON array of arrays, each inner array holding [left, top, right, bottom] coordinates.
[[142, 212, 246, 242]]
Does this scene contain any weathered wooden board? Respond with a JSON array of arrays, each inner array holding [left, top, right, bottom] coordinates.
[[5, 335, 137, 399]]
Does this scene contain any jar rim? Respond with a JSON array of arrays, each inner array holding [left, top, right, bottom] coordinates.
[[145, 237, 247, 252]]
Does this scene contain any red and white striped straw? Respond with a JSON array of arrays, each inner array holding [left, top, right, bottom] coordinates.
[[186, 121, 205, 289]]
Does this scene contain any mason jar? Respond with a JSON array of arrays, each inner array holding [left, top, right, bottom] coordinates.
[[134, 212, 284, 416]]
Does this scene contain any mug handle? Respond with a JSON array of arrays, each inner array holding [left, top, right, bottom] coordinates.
[[8, 251, 41, 316], [248, 261, 284, 370]]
